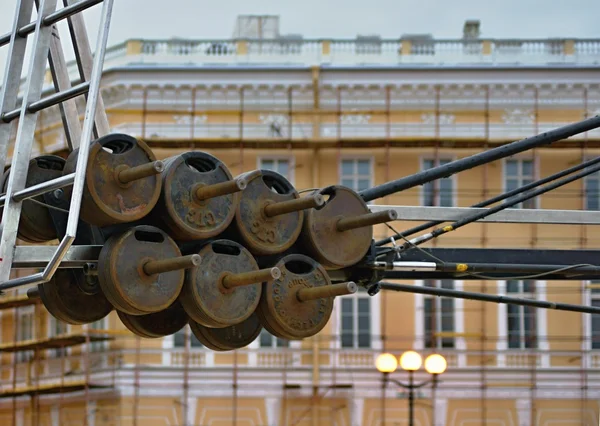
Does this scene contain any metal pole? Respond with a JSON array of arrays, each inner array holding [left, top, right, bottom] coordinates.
[[359, 115, 600, 202], [378, 282, 600, 315], [143, 254, 200, 276], [376, 155, 600, 246], [408, 370, 415, 426]]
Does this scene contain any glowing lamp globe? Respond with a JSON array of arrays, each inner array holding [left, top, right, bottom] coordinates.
[[424, 354, 447, 375], [375, 353, 398, 373], [399, 350, 422, 371]]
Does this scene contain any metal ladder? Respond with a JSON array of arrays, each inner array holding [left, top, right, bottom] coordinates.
[[0, 0, 114, 290]]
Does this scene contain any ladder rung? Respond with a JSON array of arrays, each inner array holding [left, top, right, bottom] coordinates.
[[0, 0, 104, 47], [0, 173, 75, 206], [2, 82, 90, 123]]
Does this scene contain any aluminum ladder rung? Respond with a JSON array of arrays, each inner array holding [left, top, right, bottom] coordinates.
[[0, 0, 103, 47], [1, 81, 90, 122]]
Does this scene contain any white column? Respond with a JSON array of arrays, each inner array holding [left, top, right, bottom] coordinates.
[[352, 398, 364, 426], [516, 399, 531, 426], [51, 406, 59, 426], [434, 398, 448, 426], [265, 397, 281, 426], [187, 396, 197, 426], [16, 409, 23, 426], [414, 280, 424, 350], [496, 280, 507, 367], [87, 400, 97, 426], [536, 281, 550, 368]]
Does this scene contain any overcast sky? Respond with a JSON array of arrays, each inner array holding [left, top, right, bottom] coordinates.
[[1, 0, 599, 76]]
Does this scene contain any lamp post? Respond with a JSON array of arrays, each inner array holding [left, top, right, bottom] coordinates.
[[375, 351, 447, 426]]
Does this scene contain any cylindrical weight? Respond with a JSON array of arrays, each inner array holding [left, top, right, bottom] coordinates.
[[152, 151, 243, 240], [1, 155, 66, 242], [63, 133, 162, 226], [118, 301, 188, 338], [221, 267, 281, 290], [256, 254, 334, 340], [300, 185, 377, 269], [143, 254, 200, 276], [98, 225, 185, 315], [190, 312, 263, 352], [180, 240, 264, 328], [296, 281, 358, 302], [38, 269, 113, 325], [263, 195, 324, 218], [336, 210, 397, 232], [195, 177, 247, 201], [27, 288, 40, 299], [232, 169, 304, 255], [117, 161, 164, 184]]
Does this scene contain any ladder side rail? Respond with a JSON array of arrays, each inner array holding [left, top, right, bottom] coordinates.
[[0, 0, 60, 286]]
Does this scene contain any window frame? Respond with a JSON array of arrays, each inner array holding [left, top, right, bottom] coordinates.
[[257, 155, 295, 186], [333, 286, 381, 351], [583, 159, 600, 210], [338, 156, 374, 193], [422, 279, 457, 349], [502, 156, 539, 209], [419, 155, 457, 207]]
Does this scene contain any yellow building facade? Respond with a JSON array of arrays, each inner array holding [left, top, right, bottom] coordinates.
[[2, 24, 600, 425]]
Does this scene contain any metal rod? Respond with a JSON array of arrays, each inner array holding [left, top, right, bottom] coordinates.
[[117, 161, 164, 184], [379, 282, 600, 315], [437, 262, 600, 276], [376, 155, 600, 246], [0, 0, 103, 47], [359, 115, 600, 202], [407, 158, 600, 248], [296, 282, 358, 302], [221, 267, 281, 289], [336, 210, 397, 232], [263, 195, 325, 217], [8, 173, 75, 204], [2, 82, 90, 123], [143, 254, 200, 276], [194, 177, 247, 201], [26, 288, 40, 299]]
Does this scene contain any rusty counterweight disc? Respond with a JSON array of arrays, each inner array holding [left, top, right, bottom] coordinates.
[[98, 225, 185, 315], [300, 185, 373, 269], [180, 240, 262, 328], [154, 151, 238, 240], [63, 133, 162, 227], [190, 312, 263, 351], [256, 254, 333, 340], [38, 269, 112, 325], [2, 155, 65, 242], [234, 170, 303, 256], [118, 301, 188, 338]]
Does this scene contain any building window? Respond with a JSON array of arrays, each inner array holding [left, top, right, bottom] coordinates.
[[174, 326, 203, 348], [584, 165, 600, 210], [340, 288, 372, 348], [49, 316, 69, 357], [88, 318, 108, 352], [506, 280, 537, 349], [259, 157, 293, 183], [590, 280, 600, 349], [505, 159, 536, 209], [16, 307, 34, 363], [340, 159, 372, 192], [259, 329, 289, 348], [422, 159, 454, 207], [423, 280, 455, 349]]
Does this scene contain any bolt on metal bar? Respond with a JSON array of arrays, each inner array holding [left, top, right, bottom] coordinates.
[[221, 267, 281, 289], [359, 115, 600, 203], [403, 158, 600, 250], [1, 82, 90, 123], [143, 254, 200, 276], [296, 282, 358, 302], [376, 155, 600, 246], [0, 0, 104, 47], [379, 282, 600, 315], [263, 195, 324, 217], [117, 161, 164, 184], [337, 210, 397, 232], [195, 177, 247, 201]]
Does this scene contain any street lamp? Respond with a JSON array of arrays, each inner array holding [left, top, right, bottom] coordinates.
[[376, 351, 447, 426]]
